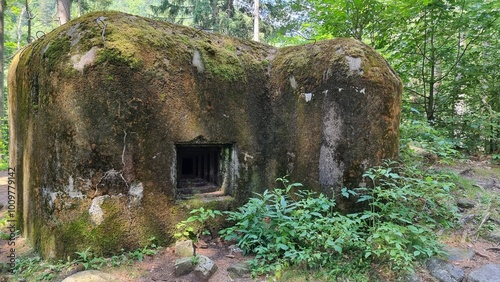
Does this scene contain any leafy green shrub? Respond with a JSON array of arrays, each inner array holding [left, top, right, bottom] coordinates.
[[220, 178, 367, 278], [0, 116, 8, 170], [175, 207, 223, 241], [12, 239, 161, 280], [357, 162, 457, 271], [400, 118, 460, 162], [75, 247, 107, 270], [220, 162, 458, 279]]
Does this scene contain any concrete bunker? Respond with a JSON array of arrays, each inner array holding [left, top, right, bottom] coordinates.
[[8, 11, 402, 258]]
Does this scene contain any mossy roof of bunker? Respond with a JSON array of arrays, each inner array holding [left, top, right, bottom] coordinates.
[[30, 11, 277, 83]]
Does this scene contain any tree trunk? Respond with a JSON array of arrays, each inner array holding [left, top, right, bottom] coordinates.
[[253, 0, 259, 41], [77, 0, 82, 17], [57, 0, 71, 25], [0, 0, 4, 120], [26, 0, 32, 42], [426, 27, 436, 123]]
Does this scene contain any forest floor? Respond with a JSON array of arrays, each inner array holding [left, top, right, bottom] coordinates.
[[0, 158, 499, 281]]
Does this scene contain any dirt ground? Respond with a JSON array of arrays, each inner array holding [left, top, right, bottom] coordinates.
[[0, 160, 499, 281]]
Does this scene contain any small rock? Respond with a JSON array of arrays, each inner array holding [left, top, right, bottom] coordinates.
[[193, 255, 217, 281], [485, 230, 500, 243], [459, 168, 474, 176], [227, 262, 251, 278], [228, 244, 243, 253], [468, 264, 500, 282], [397, 272, 420, 282], [458, 214, 476, 225], [443, 246, 475, 261], [196, 239, 209, 249], [457, 198, 476, 209], [175, 240, 194, 257], [225, 254, 235, 258], [61, 270, 121, 282], [175, 257, 195, 277], [426, 257, 464, 282]]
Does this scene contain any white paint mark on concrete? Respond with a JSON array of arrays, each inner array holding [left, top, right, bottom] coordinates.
[[128, 181, 144, 207], [42, 187, 58, 208], [89, 195, 110, 226], [304, 93, 313, 102], [72, 47, 98, 71], [243, 151, 254, 162], [289, 76, 298, 89], [346, 56, 363, 75], [67, 175, 84, 199], [319, 105, 344, 190], [192, 50, 205, 73]]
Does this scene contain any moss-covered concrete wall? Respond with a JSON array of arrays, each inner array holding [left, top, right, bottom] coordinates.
[[8, 11, 402, 258]]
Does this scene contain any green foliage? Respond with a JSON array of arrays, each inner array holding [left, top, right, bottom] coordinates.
[[0, 116, 8, 169], [357, 161, 457, 271], [221, 167, 458, 279], [75, 247, 107, 270], [12, 239, 161, 280], [175, 207, 223, 241], [191, 254, 200, 265], [400, 116, 460, 162]]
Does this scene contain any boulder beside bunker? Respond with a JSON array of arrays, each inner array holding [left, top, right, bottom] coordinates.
[[8, 11, 402, 258]]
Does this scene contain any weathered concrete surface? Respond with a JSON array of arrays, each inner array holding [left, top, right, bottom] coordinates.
[[8, 11, 402, 258]]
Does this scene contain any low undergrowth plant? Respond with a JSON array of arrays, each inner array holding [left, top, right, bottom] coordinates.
[[220, 161, 459, 280], [175, 207, 223, 241], [12, 238, 161, 281]]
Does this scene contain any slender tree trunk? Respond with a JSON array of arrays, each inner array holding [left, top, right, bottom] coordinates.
[[0, 0, 4, 162], [57, 0, 71, 25], [17, 7, 25, 48], [253, 0, 259, 41], [77, 0, 82, 17], [0, 0, 4, 120], [211, 0, 219, 32], [26, 0, 31, 43], [427, 26, 436, 123]]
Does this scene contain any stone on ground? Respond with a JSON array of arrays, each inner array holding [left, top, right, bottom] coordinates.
[[443, 246, 475, 261], [456, 198, 476, 209], [468, 264, 500, 282], [485, 230, 500, 243], [397, 272, 420, 282], [193, 255, 218, 281], [61, 270, 121, 282], [175, 240, 194, 257], [175, 257, 196, 277], [426, 257, 464, 282], [227, 262, 251, 278]]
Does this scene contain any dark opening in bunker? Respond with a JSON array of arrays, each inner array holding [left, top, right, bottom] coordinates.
[[176, 144, 233, 197]]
